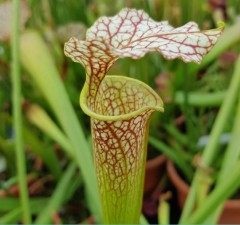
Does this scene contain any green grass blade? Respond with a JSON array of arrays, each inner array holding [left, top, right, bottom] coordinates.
[[0, 198, 48, 212], [23, 125, 62, 180], [180, 54, 240, 223], [0, 208, 21, 224], [0, 198, 48, 224], [34, 162, 77, 224], [19, 30, 101, 221], [206, 79, 240, 223], [25, 104, 74, 157], [11, 0, 31, 223], [149, 136, 192, 181]]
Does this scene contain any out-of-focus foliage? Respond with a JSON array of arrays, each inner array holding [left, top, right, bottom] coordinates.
[[0, 0, 240, 224]]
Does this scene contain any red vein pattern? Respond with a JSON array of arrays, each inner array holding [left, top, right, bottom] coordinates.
[[64, 8, 224, 223], [95, 76, 161, 116], [92, 111, 151, 222], [90, 76, 162, 222], [64, 8, 224, 111]]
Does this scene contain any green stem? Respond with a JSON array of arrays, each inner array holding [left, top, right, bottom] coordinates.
[[175, 91, 226, 107], [12, 0, 31, 223], [207, 78, 240, 223], [158, 200, 170, 224], [140, 214, 149, 224], [185, 159, 240, 224], [202, 55, 240, 164], [217, 96, 240, 181], [180, 54, 240, 223]]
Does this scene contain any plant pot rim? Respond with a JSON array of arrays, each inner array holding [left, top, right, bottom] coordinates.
[[167, 160, 189, 194], [144, 154, 167, 195]]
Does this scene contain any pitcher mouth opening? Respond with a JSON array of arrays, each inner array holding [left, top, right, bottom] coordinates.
[[80, 75, 164, 121]]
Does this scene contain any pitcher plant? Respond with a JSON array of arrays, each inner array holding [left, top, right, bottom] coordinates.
[[64, 8, 224, 223]]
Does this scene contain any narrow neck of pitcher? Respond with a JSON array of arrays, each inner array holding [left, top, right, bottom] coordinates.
[[91, 112, 152, 223]]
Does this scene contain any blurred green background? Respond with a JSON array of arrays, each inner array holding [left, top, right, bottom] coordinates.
[[0, 0, 240, 224]]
